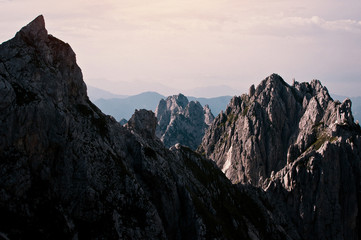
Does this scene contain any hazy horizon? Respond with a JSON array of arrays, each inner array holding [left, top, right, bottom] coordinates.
[[1, 0, 361, 97]]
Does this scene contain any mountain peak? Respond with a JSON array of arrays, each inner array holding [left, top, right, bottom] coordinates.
[[268, 73, 284, 81], [201, 74, 358, 185], [126, 109, 157, 139], [155, 94, 214, 149], [0, 15, 87, 107], [199, 74, 361, 239], [17, 15, 47, 42], [171, 93, 189, 109], [263, 73, 287, 86]]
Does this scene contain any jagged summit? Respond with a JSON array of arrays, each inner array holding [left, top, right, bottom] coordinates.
[[17, 15, 47, 42], [0, 15, 87, 106], [261, 73, 287, 85], [171, 93, 189, 109], [156, 94, 189, 115], [155, 94, 214, 149], [126, 109, 157, 139], [1, 16, 296, 239], [199, 73, 361, 239], [200, 73, 358, 184], [2, 16, 361, 240]]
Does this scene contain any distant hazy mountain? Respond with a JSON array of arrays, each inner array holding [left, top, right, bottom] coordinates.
[[87, 85, 128, 101], [92, 90, 232, 121], [93, 92, 165, 120], [90, 87, 361, 124], [332, 94, 361, 122]]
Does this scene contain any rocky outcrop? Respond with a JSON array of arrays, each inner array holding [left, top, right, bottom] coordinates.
[[126, 109, 157, 139], [199, 73, 361, 239], [203, 104, 214, 125], [155, 94, 214, 150], [0, 16, 295, 239]]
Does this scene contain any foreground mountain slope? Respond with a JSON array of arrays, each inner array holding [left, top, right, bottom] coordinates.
[[0, 16, 294, 239], [155, 94, 214, 150], [199, 74, 361, 239]]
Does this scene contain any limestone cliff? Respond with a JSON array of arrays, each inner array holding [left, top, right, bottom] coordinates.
[[155, 94, 214, 150], [199, 73, 361, 239]]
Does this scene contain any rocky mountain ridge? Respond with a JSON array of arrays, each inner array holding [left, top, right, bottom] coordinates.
[[199, 74, 361, 239], [92, 91, 231, 121], [155, 94, 214, 150], [0, 16, 295, 239]]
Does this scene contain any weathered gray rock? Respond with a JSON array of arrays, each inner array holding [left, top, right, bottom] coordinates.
[[0, 16, 294, 240], [155, 94, 214, 150], [126, 109, 157, 139], [199, 73, 361, 240], [203, 104, 215, 126]]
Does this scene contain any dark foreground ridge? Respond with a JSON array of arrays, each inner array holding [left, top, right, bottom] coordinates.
[[0, 16, 296, 239], [199, 73, 361, 239]]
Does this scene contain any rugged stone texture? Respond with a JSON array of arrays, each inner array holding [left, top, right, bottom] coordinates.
[[0, 16, 294, 239], [155, 94, 214, 150], [126, 109, 157, 139], [199, 73, 361, 240], [203, 104, 214, 126]]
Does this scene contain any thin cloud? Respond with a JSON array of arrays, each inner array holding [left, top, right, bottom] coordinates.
[[1, 0, 361, 96]]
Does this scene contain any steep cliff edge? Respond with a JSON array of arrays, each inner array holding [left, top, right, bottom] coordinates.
[[199, 73, 361, 239], [155, 94, 214, 150], [0, 16, 293, 239]]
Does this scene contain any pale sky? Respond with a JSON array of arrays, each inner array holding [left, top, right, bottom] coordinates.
[[1, 0, 361, 97]]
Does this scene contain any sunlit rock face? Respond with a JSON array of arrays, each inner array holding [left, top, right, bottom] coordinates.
[[199, 73, 361, 240], [0, 16, 295, 240], [155, 93, 214, 150]]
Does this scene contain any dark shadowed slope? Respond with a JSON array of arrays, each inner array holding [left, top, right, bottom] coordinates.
[[0, 16, 295, 240]]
